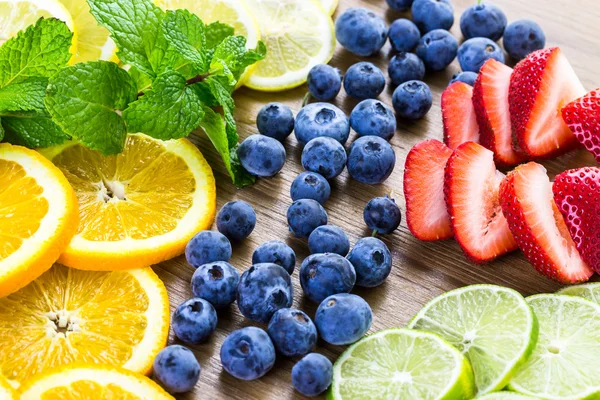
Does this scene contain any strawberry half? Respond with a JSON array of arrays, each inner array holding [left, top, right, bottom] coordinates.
[[509, 47, 586, 159], [553, 167, 600, 273], [442, 82, 480, 150], [404, 140, 453, 241], [499, 162, 593, 283], [444, 142, 517, 263], [561, 89, 600, 163], [473, 59, 525, 166]]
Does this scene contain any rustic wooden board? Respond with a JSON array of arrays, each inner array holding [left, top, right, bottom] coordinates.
[[153, 0, 600, 398]]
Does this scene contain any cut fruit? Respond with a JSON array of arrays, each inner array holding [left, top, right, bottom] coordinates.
[[509, 294, 600, 399], [59, 0, 117, 63], [499, 162, 593, 283], [0, 143, 78, 298], [561, 89, 600, 163], [408, 285, 538, 396], [155, 0, 261, 86], [18, 364, 173, 399], [40, 134, 216, 270], [509, 47, 586, 159], [404, 140, 454, 241], [0, 375, 15, 400], [0, 264, 169, 386], [478, 393, 541, 400], [444, 142, 517, 263], [558, 282, 600, 304], [442, 82, 480, 150], [473, 59, 524, 166], [553, 167, 600, 273], [317, 0, 338, 15], [244, 0, 336, 91], [329, 328, 475, 400]]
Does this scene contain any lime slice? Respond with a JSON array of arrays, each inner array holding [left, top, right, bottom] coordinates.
[[329, 328, 475, 400], [509, 294, 600, 399], [408, 285, 538, 395], [558, 282, 600, 303], [478, 393, 540, 399]]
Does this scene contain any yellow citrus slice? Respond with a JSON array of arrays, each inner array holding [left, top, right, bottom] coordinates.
[[243, 0, 336, 91], [0, 264, 169, 386], [0, 375, 15, 400], [39, 134, 216, 271], [0, 143, 78, 298], [317, 0, 338, 15], [155, 0, 261, 87], [19, 364, 173, 399], [58, 0, 117, 64]]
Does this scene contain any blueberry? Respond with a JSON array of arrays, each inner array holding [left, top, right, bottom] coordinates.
[[449, 71, 478, 86], [386, 0, 414, 12], [335, 8, 388, 57], [347, 237, 393, 287], [315, 293, 373, 345], [307, 64, 343, 101], [287, 199, 328, 238], [292, 353, 333, 397], [294, 103, 350, 146], [237, 263, 294, 323], [153, 345, 200, 393], [191, 261, 240, 309], [299, 253, 356, 303], [256, 102, 295, 142], [503, 19, 546, 61], [252, 240, 296, 275], [416, 29, 458, 71], [308, 225, 350, 256], [343, 62, 386, 100], [185, 230, 232, 268], [388, 52, 425, 86], [301, 137, 347, 180], [237, 134, 286, 177], [267, 308, 317, 357], [460, 2, 507, 41], [412, 0, 454, 33], [392, 80, 433, 120], [363, 196, 401, 234], [347, 136, 396, 185], [217, 200, 256, 241], [457, 37, 505, 73], [290, 172, 331, 205], [350, 100, 396, 141], [220, 326, 275, 381], [389, 19, 420, 52], [172, 298, 217, 344]]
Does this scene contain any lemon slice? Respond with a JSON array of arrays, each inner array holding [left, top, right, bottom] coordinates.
[[317, 0, 338, 15], [58, 0, 117, 63], [40, 134, 216, 271], [19, 364, 173, 399], [0, 375, 15, 400], [244, 0, 336, 91], [0, 144, 78, 298], [155, 0, 260, 86], [0, 264, 169, 386]]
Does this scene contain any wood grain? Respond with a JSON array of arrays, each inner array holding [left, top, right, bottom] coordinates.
[[153, 0, 600, 398]]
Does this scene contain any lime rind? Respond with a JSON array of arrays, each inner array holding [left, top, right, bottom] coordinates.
[[408, 284, 538, 396], [558, 282, 600, 304], [477, 392, 540, 399], [509, 294, 600, 400], [328, 328, 475, 400]]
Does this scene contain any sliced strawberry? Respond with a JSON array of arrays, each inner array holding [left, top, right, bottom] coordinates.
[[561, 89, 600, 163], [404, 140, 453, 241], [509, 47, 586, 159], [553, 167, 600, 273], [444, 142, 517, 263], [473, 59, 525, 166], [499, 162, 593, 283], [442, 82, 480, 150]]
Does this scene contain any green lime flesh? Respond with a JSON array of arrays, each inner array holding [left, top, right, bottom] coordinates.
[[477, 392, 541, 399]]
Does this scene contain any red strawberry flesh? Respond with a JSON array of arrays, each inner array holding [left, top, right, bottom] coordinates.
[[561, 89, 600, 163], [442, 82, 480, 150]]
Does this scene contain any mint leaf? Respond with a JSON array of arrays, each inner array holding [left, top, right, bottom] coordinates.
[[210, 36, 266, 84], [128, 65, 152, 93], [205, 22, 234, 50], [0, 18, 72, 87], [0, 119, 4, 141], [0, 77, 47, 112], [204, 76, 237, 147], [1, 111, 68, 148], [45, 61, 137, 154], [160, 10, 207, 75], [123, 69, 204, 140]]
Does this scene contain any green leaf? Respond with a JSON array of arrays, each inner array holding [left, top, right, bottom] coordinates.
[[0, 77, 48, 112], [160, 10, 207, 75], [198, 105, 254, 187], [205, 21, 234, 50], [128, 65, 153, 93], [1, 112, 68, 148], [210, 36, 266, 84], [0, 18, 72, 88], [123, 69, 204, 140], [45, 61, 137, 154], [0, 118, 4, 141], [204, 75, 237, 147]]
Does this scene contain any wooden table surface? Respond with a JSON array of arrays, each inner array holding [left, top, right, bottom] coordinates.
[[153, 0, 600, 398]]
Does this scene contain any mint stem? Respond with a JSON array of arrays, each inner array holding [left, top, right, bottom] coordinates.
[[371, 229, 378, 237], [302, 92, 311, 107], [477, 0, 483, 4]]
